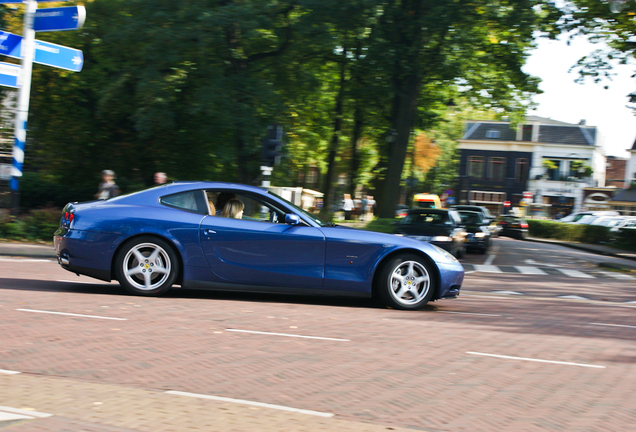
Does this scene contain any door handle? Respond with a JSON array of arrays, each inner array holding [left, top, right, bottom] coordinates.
[[203, 229, 216, 235]]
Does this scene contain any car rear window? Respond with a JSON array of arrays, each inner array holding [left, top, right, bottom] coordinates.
[[401, 212, 448, 225], [160, 190, 207, 214]]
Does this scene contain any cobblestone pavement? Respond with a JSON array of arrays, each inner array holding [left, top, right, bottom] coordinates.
[[1, 255, 635, 431]]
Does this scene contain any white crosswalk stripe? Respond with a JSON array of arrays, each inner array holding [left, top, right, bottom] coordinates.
[[473, 264, 502, 273], [556, 268, 596, 279], [596, 270, 635, 280], [464, 264, 634, 280], [514, 266, 548, 275]]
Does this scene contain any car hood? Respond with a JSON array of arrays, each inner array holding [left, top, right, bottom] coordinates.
[[321, 225, 457, 264]]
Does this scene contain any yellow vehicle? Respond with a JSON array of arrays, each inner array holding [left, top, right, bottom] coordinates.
[[412, 193, 442, 209]]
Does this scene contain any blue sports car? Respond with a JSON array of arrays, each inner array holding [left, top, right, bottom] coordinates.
[[54, 182, 464, 310]]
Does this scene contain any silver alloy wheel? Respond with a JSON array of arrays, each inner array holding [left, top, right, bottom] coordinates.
[[121, 242, 172, 291], [388, 260, 431, 306]]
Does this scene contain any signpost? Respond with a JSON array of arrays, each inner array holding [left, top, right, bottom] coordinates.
[[0, 0, 85, 213]]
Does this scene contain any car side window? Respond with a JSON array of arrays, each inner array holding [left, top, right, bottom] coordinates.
[[160, 190, 208, 214], [205, 190, 290, 224]]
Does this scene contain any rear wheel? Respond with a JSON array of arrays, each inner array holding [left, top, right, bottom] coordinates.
[[115, 236, 179, 296], [377, 254, 435, 310]]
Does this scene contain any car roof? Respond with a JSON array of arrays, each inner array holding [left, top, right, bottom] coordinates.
[[407, 208, 450, 214]]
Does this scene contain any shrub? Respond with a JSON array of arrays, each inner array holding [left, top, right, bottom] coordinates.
[[0, 207, 60, 242], [613, 228, 636, 251], [363, 218, 396, 234], [527, 220, 611, 244]]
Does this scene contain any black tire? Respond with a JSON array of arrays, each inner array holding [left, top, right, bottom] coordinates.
[[377, 254, 436, 310], [114, 236, 179, 296]]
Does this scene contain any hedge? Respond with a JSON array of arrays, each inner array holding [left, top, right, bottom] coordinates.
[[0, 207, 60, 243], [526, 219, 636, 250]]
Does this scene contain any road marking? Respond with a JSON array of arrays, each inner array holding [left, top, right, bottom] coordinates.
[[0, 406, 52, 418], [0, 258, 53, 263], [0, 369, 20, 375], [557, 295, 589, 300], [514, 266, 548, 275], [524, 259, 562, 268], [491, 290, 524, 295], [590, 322, 636, 329], [484, 254, 495, 266], [17, 309, 127, 321], [225, 329, 349, 342], [556, 268, 595, 278], [473, 264, 502, 273], [437, 311, 502, 317], [466, 351, 605, 368], [595, 271, 634, 280], [166, 391, 334, 417]]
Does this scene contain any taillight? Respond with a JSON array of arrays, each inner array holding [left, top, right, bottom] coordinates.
[[520, 223, 528, 228]]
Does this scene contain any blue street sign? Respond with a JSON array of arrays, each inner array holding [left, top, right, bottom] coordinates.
[[0, 61, 20, 88], [34, 39, 83, 71], [0, 31, 83, 72], [34, 6, 86, 32], [0, 31, 22, 58]]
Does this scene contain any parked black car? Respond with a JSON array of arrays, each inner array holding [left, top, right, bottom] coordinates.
[[457, 210, 491, 254], [451, 204, 499, 237], [394, 209, 467, 258], [496, 215, 529, 239]]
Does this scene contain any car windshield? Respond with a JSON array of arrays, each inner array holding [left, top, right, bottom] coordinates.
[[268, 191, 333, 227], [400, 212, 448, 226], [459, 212, 482, 224]]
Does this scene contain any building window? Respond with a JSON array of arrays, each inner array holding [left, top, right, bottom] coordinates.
[[522, 125, 532, 141], [468, 156, 484, 178], [488, 157, 506, 181], [485, 130, 501, 139], [515, 158, 528, 183], [544, 159, 561, 181]]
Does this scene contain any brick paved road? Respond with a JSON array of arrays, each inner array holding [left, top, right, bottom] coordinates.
[[0, 256, 635, 431]]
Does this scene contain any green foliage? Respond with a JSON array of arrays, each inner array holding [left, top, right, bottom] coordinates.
[[362, 218, 396, 234], [0, 208, 60, 242], [527, 220, 612, 244], [613, 228, 636, 251]]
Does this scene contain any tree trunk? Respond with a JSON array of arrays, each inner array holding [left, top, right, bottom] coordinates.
[[319, 47, 347, 218], [377, 74, 420, 218]]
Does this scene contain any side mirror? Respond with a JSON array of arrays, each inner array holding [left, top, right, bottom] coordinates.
[[285, 214, 301, 226]]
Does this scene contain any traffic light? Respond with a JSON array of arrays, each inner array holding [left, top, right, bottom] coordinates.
[[262, 125, 284, 167], [262, 139, 282, 167]]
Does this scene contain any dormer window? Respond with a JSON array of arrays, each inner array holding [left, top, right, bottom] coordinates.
[[485, 130, 501, 139]]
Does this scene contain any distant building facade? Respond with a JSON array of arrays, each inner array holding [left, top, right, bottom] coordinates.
[[605, 156, 628, 188], [458, 116, 606, 217]]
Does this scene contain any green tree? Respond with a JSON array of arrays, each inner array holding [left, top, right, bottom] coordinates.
[[370, 0, 562, 218], [562, 0, 636, 113]]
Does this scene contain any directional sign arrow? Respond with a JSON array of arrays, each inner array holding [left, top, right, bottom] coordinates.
[[0, 61, 20, 88], [0, 31, 83, 72], [34, 6, 86, 32]]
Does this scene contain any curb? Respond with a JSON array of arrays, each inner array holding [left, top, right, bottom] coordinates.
[[525, 237, 636, 264]]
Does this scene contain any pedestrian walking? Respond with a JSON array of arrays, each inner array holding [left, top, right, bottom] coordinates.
[[95, 170, 120, 200]]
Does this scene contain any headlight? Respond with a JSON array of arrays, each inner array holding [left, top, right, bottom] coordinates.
[[431, 236, 451, 242], [475, 232, 486, 238], [429, 244, 458, 262]]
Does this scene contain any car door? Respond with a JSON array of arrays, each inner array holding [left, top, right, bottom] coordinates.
[[200, 191, 326, 288]]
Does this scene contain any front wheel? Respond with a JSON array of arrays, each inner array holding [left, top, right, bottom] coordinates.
[[377, 254, 436, 310], [115, 236, 179, 296]]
